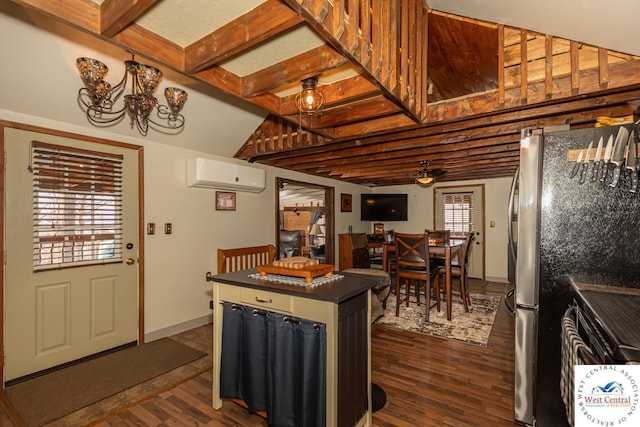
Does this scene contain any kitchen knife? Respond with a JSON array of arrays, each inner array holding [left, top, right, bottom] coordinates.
[[590, 136, 603, 182], [609, 126, 630, 188], [579, 141, 593, 184], [599, 134, 614, 183], [570, 150, 584, 179], [625, 130, 638, 193]]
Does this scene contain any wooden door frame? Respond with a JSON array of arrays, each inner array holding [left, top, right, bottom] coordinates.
[[0, 120, 145, 386], [275, 177, 335, 265]]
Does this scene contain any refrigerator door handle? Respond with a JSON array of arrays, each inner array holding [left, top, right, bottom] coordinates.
[[516, 133, 542, 307], [507, 167, 519, 267], [504, 288, 515, 316]]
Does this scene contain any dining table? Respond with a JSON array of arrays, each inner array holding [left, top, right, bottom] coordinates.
[[382, 238, 464, 321]]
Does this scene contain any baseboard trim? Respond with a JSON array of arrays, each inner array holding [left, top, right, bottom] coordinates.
[[484, 276, 509, 283], [145, 314, 213, 342]]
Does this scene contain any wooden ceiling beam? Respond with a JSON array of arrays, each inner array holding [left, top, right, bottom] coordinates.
[[242, 45, 349, 97], [184, 0, 303, 73], [250, 101, 634, 165], [99, 0, 157, 38], [288, 95, 402, 128], [10, 0, 100, 33], [266, 137, 520, 174], [317, 148, 520, 175], [279, 75, 381, 115], [109, 24, 185, 70]]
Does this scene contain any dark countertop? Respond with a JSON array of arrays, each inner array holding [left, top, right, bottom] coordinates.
[[207, 269, 378, 304]]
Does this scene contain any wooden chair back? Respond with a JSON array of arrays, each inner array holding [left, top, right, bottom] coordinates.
[[424, 229, 450, 245], [394, 232, 440, 319], [449, 231, 474, 311], [456, 232, 474, 271], [217, 244, 277, 274], [395, 233, 430, 275]]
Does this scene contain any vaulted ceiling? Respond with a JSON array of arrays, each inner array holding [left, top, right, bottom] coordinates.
[[10, 0, 640, 186]]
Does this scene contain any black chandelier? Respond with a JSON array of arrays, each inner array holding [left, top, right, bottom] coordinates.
[[76, 54, 187, 136]]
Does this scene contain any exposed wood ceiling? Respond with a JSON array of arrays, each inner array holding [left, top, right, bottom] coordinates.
[[10, 0, 640, 186]]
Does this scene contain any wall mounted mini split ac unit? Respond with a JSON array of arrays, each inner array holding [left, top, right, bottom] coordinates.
[[186, 158, 266, 193]]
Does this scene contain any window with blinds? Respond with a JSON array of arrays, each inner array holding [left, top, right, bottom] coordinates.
[[443, 192, 473, 236], [31, 141, 123, 270]]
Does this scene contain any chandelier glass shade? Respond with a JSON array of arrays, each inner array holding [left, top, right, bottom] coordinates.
[[295, 76, 324, 115], [76, 56, 188, 136]]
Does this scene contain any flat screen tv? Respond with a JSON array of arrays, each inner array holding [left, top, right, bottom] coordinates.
[[360, 193, 408, 221]]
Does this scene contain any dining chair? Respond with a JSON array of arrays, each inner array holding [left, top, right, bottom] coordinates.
[[394, 232, 441, 321], [425, 229, 451, 270], [440, 231, 474, 312], [383, 229, 396, 274]]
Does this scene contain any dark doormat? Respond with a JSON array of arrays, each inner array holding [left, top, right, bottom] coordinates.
[[4, 337, 206, 427]]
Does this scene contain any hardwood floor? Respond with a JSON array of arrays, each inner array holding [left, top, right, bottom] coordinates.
[[1, 280, 519, 426]]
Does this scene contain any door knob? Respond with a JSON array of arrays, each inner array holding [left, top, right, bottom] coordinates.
[[125, 258, 136, 265]]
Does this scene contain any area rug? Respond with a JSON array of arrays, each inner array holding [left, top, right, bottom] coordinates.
[[377, 293, 501, 346], [5, 337, 207, 427]]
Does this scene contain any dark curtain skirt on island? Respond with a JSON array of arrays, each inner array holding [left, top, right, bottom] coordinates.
[[219, 302, 326, 427]]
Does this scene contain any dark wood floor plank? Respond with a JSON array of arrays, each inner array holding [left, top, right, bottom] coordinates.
[[1, 279, 519, 426]]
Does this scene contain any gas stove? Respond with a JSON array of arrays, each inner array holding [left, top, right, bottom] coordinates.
[[574, 288, 640, 364]]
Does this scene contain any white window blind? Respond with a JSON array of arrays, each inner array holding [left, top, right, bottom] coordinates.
[[31, 141, 123, 270], [443, 192, 473, 237]]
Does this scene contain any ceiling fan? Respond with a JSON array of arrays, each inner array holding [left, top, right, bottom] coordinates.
[[414, 160, 447, 185]]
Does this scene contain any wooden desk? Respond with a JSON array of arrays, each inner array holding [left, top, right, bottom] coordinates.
[[383, 240, 462, 320]]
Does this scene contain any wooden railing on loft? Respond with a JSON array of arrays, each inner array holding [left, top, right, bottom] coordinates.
[[238, 115, 329, 159], [283, 0, 429, 122], [499, 25, 639, 108]]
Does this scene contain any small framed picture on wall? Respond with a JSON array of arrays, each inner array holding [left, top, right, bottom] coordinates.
[[341, 193, 352, 212], [216, 191, 236, 211]]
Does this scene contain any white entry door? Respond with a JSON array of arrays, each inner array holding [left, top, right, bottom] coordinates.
[[434, 185, 485, 279], [4, 128, 140, 381]]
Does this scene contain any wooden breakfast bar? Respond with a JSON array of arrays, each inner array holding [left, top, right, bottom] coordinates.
[[208, 268, 377, 427]]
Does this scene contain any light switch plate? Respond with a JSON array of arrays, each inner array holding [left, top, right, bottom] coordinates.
[[147, 223, 155, 235], [164, 223, 172, 234]]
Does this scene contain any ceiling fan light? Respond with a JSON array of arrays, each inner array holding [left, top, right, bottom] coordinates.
[[416, 176, 434, 185]]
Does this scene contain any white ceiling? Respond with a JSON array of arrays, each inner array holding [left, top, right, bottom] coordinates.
[[427, 0, 640, 57]]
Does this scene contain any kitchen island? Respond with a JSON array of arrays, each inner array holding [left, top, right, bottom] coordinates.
[[207, 268, 377, 427]]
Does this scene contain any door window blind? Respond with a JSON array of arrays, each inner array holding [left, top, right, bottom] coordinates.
[[443, 192, 473, 236], [31, 141, 124, 270]]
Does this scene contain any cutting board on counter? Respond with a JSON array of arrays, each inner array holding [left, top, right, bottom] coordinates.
[[257, 263, 335, 283]]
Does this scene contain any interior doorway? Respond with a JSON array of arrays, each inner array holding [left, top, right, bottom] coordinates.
[[275, 178, 335, 265]]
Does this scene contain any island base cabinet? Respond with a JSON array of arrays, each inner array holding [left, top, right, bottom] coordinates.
[[212, 281, 372, 427], [219, 301, 327, 427]]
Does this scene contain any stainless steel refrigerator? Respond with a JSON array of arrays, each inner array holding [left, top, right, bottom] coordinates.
[[507, 124, 640, 426]]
